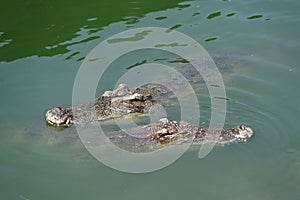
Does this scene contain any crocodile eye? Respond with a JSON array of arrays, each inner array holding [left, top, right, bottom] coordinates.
[[239, 125, 245, 130]]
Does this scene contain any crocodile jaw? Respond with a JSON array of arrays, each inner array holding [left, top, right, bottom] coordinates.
[[234, 125, 254, 141], [45, 107, 73, 126]]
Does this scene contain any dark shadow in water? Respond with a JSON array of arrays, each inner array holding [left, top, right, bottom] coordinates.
[[165, 24, 183, 33], [226, 12, 236, 17], [176, 3, 191, 10], [205, 37, 218, 42], [207, 11, 222, 19], [247, 15, 263, 20], [0, 0, 186, 62], [155, 16, 167, 20], [126, 59, 147, 69]]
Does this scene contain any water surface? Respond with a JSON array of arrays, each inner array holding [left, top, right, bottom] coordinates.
[[1, 0, 300, 199]]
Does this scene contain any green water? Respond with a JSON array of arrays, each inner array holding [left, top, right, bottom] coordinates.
[[1, 0, 300, 199]]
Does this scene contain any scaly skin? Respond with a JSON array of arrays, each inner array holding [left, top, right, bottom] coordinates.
[[45, 84, 161, 126], [45, 84, 254, 147], [107, 118, 253, 151]]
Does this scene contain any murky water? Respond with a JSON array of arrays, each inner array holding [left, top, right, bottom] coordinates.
[[1, 0, 300, 199]]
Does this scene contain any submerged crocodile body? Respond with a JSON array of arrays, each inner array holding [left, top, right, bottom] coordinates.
[[46, 84, 253, 146], [105, 118, 253, 152]]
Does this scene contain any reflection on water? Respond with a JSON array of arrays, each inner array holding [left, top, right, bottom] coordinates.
[[0, 0, 185, 62], [205, 37, 217, 42], [247, 14, 263, 20], [107, 30, 152, 43], [154, 43, 188, 47], [45, 36, 101, 51], [176, 3, 191, 10], [155, 16, 167, 20], [123, 16, 140, 25], [165, 24, 183, 32], [226, 12, 236, 17], [192, 12, 200, 16], [0, 0, 273, 62], [207, 11, 222, 19]]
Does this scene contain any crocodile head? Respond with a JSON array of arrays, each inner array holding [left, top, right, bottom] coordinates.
[[45, 107, 73, 126], [233, 125, 254, 141]]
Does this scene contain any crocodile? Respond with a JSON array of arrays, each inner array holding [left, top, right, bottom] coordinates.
[[105, 118, 253, 152], [46, 84, 253, 147], [46, 84, 168, 126]]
